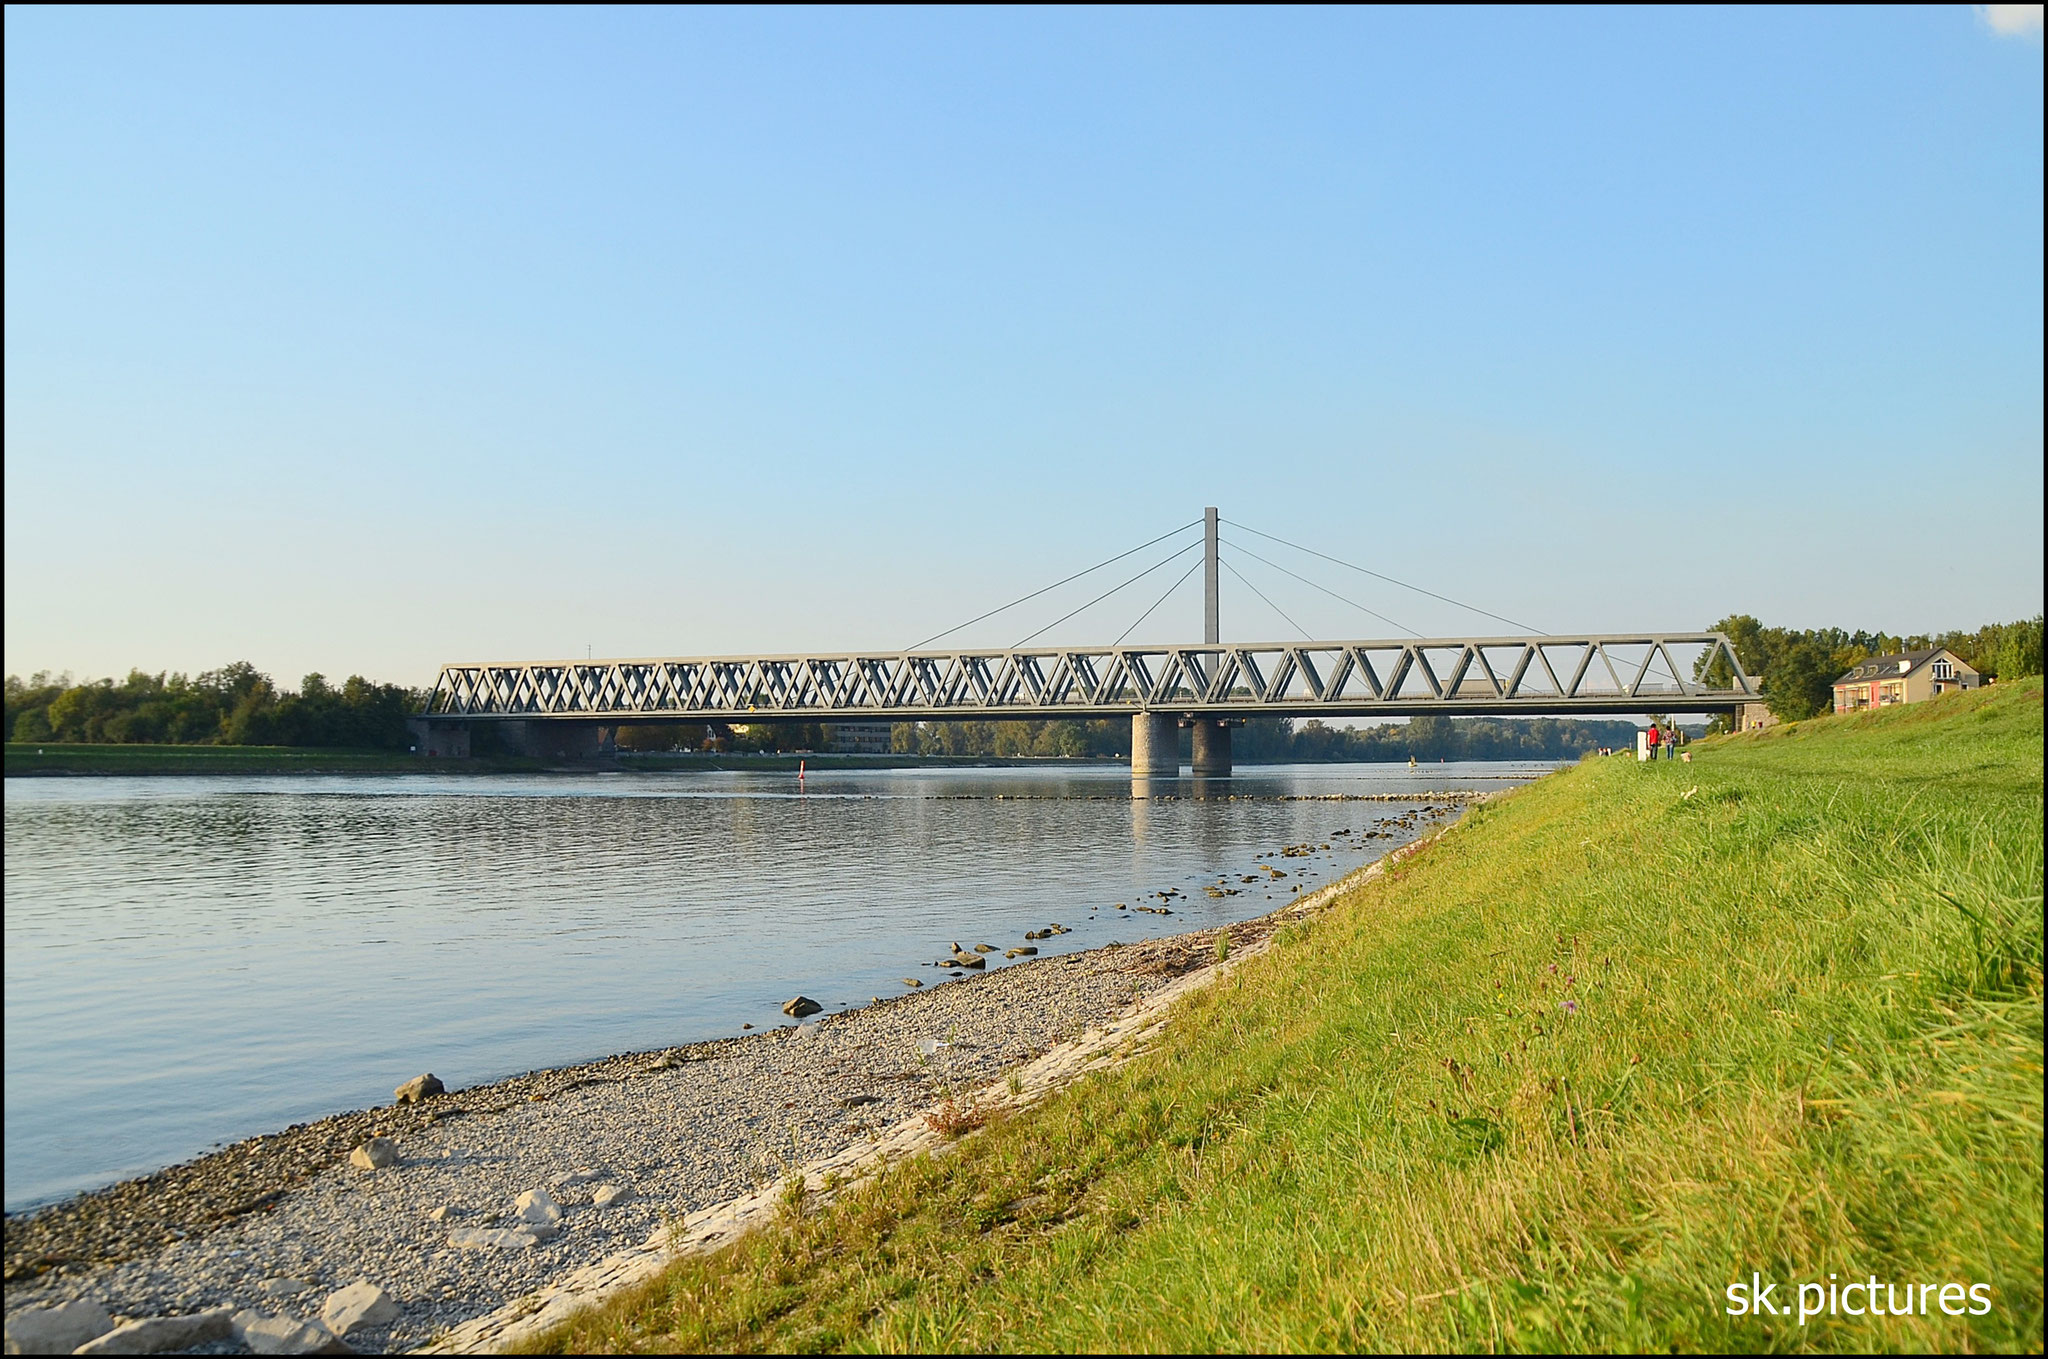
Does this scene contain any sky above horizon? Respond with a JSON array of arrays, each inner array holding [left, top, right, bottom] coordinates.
[[6, 6, 2043, 689]]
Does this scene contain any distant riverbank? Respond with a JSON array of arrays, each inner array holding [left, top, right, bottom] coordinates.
[[5, 743, 1563, 778], [1, 743, 1128, 778]]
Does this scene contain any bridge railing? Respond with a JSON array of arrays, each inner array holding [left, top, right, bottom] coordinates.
[[422, 634, 1756, 721]]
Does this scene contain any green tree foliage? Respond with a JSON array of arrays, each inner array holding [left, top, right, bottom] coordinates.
[[616, 723, 711, 752], [729, 722, 827, 753], [1762, 641, 1838, 721], [4, 665, 421, 748], [1937, 615, 2045, 681]]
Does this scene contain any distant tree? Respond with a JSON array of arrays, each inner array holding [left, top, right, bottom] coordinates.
[[1989, 617, 2044, 680], [1764, 640, 1837, 721], [617, 723, 707, 752]]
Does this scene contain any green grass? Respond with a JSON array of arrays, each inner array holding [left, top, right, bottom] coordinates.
[[529, 681, 2044, 1354], [1, 742, 546, 775]]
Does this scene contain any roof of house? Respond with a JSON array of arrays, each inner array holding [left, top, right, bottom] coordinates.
[[1833, 647, 1974, 686]]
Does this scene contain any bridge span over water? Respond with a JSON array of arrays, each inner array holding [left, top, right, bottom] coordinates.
[[413, 510, 1754, 775], [418, 632, 1754, 775]]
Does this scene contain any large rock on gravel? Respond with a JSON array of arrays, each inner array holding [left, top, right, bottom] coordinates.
[[392, 1073, 445, 1105], [347, 1137, 397, 1171], [591, 1183, 636, 1209], [781, 995, 823, 1017], [75, 1307, 235, 1354], [232, 1310, 352, 1355], [319, 1282, 398, 1337], [3, 1298, 113, 1354], [449, 1226, 550, 1249], [513, 1187, 563, 1226]]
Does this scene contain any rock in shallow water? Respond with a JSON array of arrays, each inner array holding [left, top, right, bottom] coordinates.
[[392, 1073, 445, 1105], [781, 996, 823, 1017], [3, 1298, 114, 1355]]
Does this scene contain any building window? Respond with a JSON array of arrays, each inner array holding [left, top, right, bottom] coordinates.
[[1932, 659, 1953, 680]]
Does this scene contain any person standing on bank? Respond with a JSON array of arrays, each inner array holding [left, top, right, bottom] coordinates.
[[1645, 722, 1661, 762]]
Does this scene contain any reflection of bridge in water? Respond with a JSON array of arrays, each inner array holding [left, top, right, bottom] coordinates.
[[414, 510, 1754, 776]]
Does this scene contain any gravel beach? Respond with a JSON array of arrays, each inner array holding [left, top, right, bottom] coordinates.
[[3, 805, 1458, 1354]]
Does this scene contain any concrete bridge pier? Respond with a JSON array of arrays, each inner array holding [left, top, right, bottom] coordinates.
[[1131, 712, 1180, 778], [1189, 719, 1232, 777]]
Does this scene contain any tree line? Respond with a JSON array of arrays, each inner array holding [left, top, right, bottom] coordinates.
[[874, 714, 1641, 762], [5, 664, 422, 748], [1699, 614, 2043, 723]]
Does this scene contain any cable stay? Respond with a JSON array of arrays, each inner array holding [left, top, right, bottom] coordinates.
[[1220, 537, 1418, 637], [1011, 537, 1204, 648], [905, 519, 1200, 652], [1219, 556, 1311, 640], [1223, 518, 1543, 635], [1113, 557, 1206, 646]]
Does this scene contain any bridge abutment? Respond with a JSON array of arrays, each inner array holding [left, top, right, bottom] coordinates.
[[1189, 719, 1232, 776], [405, 718, 471, 759], [1131, 712, 1179, 777]]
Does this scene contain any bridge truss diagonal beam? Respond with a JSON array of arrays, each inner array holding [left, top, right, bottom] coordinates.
[[425, 634, 1756, 723]]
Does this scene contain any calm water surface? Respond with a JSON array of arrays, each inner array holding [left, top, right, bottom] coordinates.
[[3, 761, 1552, 1210]]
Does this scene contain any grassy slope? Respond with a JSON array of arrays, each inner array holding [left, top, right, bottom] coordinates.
[[530, 681, 2044, 1354]]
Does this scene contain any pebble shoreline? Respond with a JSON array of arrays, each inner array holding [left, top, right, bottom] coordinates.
[[3, 806, 1459, 1354]]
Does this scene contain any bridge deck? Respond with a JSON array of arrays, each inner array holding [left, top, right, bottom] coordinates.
[[424, 634, 1755, 722]]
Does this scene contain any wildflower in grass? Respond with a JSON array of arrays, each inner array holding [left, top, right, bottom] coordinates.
[[1560, 999, 1579, 1015]]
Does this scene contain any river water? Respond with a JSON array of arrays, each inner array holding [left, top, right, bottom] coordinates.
[[2, 761, 1552, 1212]]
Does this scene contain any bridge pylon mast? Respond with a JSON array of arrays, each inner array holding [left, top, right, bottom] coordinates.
[[1204, 506, 1219, 645], [1193, 506, 1230, 777]]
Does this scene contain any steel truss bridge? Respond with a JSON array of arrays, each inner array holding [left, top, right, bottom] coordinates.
[[423, 633, 1755, 724]]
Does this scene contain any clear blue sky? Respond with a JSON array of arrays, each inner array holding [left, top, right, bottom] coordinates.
[[5, 6, 2042, 688]]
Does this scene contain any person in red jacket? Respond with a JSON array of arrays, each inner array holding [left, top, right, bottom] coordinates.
[[1645, 722, 1662, 761]]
